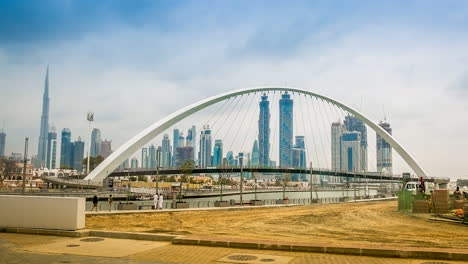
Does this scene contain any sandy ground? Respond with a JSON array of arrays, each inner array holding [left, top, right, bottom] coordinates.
[[86, 201, 468, 249]]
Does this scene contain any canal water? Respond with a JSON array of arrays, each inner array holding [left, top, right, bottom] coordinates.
[[86, 189, 378, 211]]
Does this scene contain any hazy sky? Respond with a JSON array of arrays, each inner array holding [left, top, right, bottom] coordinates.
[[0, 1, 467, 178]]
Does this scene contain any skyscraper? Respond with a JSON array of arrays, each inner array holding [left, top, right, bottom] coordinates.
[[173, 128, 179, 165], [141, 148, 148, 168], [131, 157, 139, 169], [72, 137, 85, 172], [377, 121, 393, 175], [344, 115, 367, 171], [60, 128, 73, 168], [37, 66, 50, 168], [258, 94, 270, 166], [331, 121, 345, 172], [226, 151, 234, 166], [100, 140, 112, 158], [161, 134, 172, 168], [46, 126, 57, 169], [279, 92, 293, 167], [186, 126, 196, 161], [340, 132, 361, 173], [90, 128, 102, 157], [149, 145, 157, 168], [175, 147, 194, 167], [291, 136, 307, 181], [251, 140, 259, 166], [0, 129, 6, 157], [212, 140, 223, 166], [199, 125, 212, 168]]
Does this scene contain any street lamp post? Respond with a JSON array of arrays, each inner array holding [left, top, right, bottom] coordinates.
[[86, 112, 94, 175], [22, 138, 29, 195]]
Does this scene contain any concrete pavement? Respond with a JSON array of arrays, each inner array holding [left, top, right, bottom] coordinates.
[[1, 233, 466, 264]]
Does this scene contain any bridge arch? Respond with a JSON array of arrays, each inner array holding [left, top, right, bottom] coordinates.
[[84, 87, 427, 181]]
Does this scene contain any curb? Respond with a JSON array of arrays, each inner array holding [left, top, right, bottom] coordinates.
[[0, 227, 90, 238], [172, 237, 468, 261]]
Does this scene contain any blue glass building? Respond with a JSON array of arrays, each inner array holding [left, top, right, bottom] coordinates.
[[60, 128, 73, 168], [344, 115, 367, 171], [258, 94, 270, 166], [279, 92, 293, 167], [212, 140, 223, 166]]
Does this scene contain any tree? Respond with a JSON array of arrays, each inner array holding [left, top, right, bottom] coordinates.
[[178, 160, 195, 201], [82, 155, 105, 171], [281, 173, 291, 199], [0, 157, 17, 188]]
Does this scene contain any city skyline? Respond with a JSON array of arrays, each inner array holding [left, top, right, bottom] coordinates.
[[1, 1, 467, 178]]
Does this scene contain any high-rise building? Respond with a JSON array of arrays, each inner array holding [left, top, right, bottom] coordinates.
[[131, 157, 139, 169], [121, 159, 129, 169], [173, 128, 180, 165], [212, 140, 223, 166], [46, 127, 57, 169], [60, 128, 73, 168], [291, 136, 307, 181], [175, 147, 194, 167], [149, 145, 157, 168], [340, 132, 361, 173], [344, 115, 367, 171], [226, 151, 234, 166], [100, 140, 112, 158], [141, 148, 148, 168], [279, 92, 293, 167], [258, 93, 270, 166], [37, 66, 50, 168], [186, 126, 196, 161], [331, 122, 345, 172], [251, 140, 259, 166], [72, 137, 85, 172], [161, 134, 172, 168], [0, 129, 6, 157], [199, 125, 212, 168], [377, 121, 393, 175], [90, 128, 102, 157]]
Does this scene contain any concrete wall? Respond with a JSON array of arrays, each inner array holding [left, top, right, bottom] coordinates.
[[0, 195, 85, 230]]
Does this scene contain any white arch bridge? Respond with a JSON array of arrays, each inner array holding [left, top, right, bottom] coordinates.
[[80, 86, 427, 185]]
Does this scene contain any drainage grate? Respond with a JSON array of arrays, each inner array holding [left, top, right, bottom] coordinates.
[[80, 238, 105, 242], [66, 244, 80, 247], [227, 255, 259, 261], [260, 259, 275, 262]]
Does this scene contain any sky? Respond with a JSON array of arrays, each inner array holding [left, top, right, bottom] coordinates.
[[0, 0, 467, 179]]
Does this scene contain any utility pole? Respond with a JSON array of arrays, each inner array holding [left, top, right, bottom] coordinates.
[[22, 138, 29, 195], [86, 111, 94, 175], [309, 162, 313, 204], [240, 162, 243, 206]]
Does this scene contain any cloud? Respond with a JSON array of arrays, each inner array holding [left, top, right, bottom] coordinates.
[[1, 1, 468, 178]]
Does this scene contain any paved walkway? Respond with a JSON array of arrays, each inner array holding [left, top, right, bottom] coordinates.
[[0, 233, 465, 264]]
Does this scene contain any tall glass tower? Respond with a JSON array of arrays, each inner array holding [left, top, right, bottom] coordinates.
[[251, 140, 259, 166], [37, 66, 50, 168], [0, 129, 6, 157], [279, 92, 293, 167], [90, 128, 102, 157], [199, 125, 212, 168], [60, 128, 72, 168], [212, 139, 223, 166], [344, 115, 368, 171], [46, 126, 57, 169], [258, 94, 270, 166], [376, 121, 393, 174]]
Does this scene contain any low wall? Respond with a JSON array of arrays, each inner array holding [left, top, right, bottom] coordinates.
[[0, 195, 85, 230]]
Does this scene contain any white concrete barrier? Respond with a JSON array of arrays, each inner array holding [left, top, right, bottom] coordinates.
[[0, 195, 85, 230]]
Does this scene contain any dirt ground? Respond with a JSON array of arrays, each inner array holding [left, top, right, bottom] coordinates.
[[86, 201, 468, 249]]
